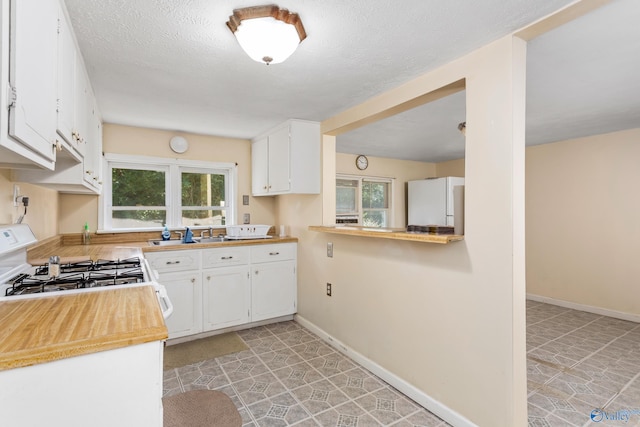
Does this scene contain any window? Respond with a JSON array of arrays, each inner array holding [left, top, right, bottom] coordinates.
[[336, 175, 392, 227], [362, 179, 390, 227], [102, 154, 236, 231]]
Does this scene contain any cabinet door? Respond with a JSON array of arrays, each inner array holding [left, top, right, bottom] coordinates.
[[56, 4, 76, 148], [161, 271, 202, 339], [251, 137, 269, 195], [251, 260, 296, 322], [74, 63, 90, 158], [203, 266, 250, 331], [8, 0, 58, 162], [84, 97, 102, 189], [267, 125, 290, 193]]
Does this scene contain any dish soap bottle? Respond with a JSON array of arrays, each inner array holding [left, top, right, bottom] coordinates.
[[162, 225, 171, 241], [82, 222, 91, 245]]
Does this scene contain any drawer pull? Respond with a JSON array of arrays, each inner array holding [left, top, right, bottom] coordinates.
[[166, 260, 181, 265], [269, 252, 280, 256], [221, 256, 233, 260]]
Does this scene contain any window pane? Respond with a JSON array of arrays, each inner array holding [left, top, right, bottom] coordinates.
[[112, 210, 166, 228], [336, 187, 357, 213], [182, 172, 225, 207], [112, 168, 165, 206], [182, 210, 226, 226], [362, 181, 389, 209], [363, 210, 386, 227]]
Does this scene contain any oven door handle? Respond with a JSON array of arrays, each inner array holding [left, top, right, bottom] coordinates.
[[154, 283, 173, 320]]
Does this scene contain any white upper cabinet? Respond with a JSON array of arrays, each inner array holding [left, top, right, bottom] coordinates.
[[10, 0, 103, 193], [251, 119, 320, 196], [251, 136, 269, 195], [56, 3, 76, 150], [0, 0, 58, 169]]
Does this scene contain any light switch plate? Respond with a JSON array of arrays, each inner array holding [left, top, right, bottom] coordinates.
[[327, 242, 333, 257], [243, 195, 249, 205], [243, 213, 250, 224]]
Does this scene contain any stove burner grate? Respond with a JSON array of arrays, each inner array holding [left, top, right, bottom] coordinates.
[[5, 258, 145, 296], [34, 257, 142, 276]]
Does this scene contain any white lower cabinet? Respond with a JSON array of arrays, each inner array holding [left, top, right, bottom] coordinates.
[[203, 266, 250, 331], [145, 242, 297, 340], [145, 249, 202, 339], [162, 271, 201, 338], [251, 244, 297, 322]]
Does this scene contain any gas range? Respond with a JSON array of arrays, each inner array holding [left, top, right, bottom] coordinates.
[[0, 224, 173, 319], [4, 257, 146, 296]]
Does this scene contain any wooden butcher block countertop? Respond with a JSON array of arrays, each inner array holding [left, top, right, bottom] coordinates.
[[0, 285, 167, 371]]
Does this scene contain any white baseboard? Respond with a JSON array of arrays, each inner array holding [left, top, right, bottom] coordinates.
[[294, 315, 477, 427], [527, 294, 640, 323]]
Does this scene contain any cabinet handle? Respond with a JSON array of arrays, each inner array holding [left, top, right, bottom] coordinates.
[[269, 252, 280, 256], [263, 186, 267, 190], [221, 256, 233, 260], [191, 278, 195, 283], [255, 270, 259, 275], [206, 275, 211, 280], [166, 260, 181, 265], [53, 140, 62, 151]]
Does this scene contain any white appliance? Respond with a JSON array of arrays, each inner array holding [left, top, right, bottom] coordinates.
[[0, 224, 173, 319], [408, 177, 465, 232]]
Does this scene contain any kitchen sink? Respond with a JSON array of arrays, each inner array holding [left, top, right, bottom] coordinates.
[[194, 236, 229, 243], [148, 239, 200, 246]]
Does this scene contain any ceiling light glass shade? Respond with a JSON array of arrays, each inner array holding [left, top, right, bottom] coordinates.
[[235, 17, 300, 64], [227, 5, 306, 65]]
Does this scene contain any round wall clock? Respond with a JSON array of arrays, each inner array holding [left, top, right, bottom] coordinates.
[[355, 155, 369, 170], [169, 136, 189, 154]]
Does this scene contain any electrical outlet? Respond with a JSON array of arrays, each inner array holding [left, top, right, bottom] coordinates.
[[327, 242, 333, 258], [326, 283, 332, 296], [243, 213, 250, 224]]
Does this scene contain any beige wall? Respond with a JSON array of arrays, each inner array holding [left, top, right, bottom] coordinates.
[[436, 158, 465, 177], [58, 124, 276, 233], [526, 128, 640, 316], [293, 35, 528, 426], [0, 169, 59, 239], [336, 153, 435, 227]]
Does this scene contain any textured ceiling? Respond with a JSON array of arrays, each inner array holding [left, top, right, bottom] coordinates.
[[63, 0, 639, 162]]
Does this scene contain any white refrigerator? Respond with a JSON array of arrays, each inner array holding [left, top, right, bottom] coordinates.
[[408, 177, 465, 233]]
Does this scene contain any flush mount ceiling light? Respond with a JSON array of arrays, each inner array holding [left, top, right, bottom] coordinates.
[[226, 4, 306, 65]]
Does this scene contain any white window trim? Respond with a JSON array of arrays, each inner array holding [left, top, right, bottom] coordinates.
[[100, 153, 237, 232]]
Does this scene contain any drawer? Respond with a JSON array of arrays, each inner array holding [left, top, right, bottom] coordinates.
[[144, 250, 201, 273], [251, 243, 296, 264], [202, 246, 249, 268]]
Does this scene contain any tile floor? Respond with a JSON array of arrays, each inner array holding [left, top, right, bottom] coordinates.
[[526, 300, 640, 427], [163, 321, 451, 426], [163, 301, 640, 427]]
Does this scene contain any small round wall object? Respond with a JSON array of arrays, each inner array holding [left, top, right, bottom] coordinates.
[[169, 136, 189, 154], [355, 155, 368, 170]]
